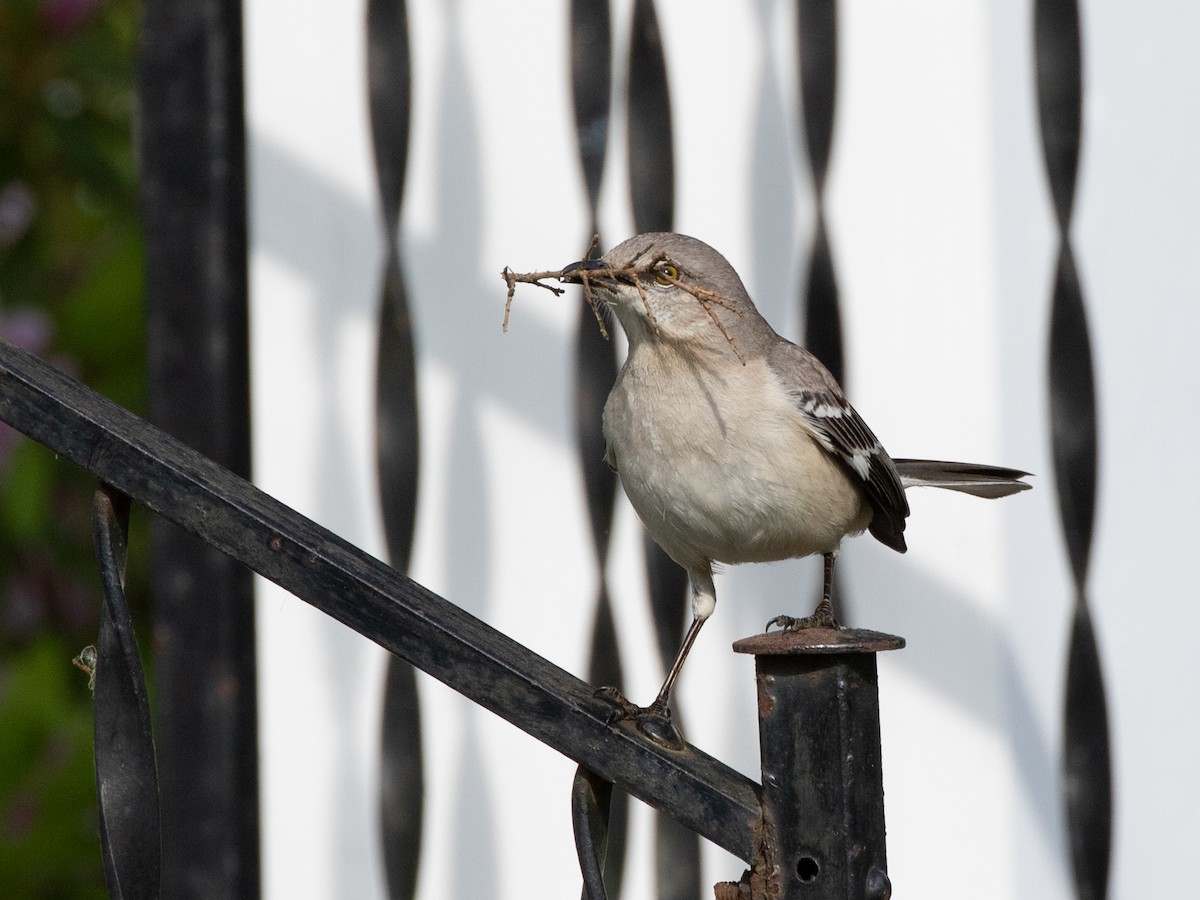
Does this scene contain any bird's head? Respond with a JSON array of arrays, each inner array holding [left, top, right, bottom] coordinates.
[[561, 232, 767, 360]]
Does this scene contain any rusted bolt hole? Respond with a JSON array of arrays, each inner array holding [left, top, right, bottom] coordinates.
[[796, 856, 820, 883]]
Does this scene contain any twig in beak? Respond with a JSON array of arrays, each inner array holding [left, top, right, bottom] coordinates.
[[501, 266, 564, 332]]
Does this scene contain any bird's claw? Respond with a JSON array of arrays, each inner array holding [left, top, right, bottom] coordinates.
[[593, 685, 643, 724], [766, 608, 840, 633], [593, 685, 670, 722], [592, 686, 684, 749]]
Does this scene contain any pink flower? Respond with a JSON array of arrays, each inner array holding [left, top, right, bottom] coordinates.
[[0, 309, 54, 470], [39, 0, 108, 36]]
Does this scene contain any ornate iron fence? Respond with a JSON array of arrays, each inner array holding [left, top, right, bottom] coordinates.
[[1, 0, 1116, 897], [0, 335, 900, 899]]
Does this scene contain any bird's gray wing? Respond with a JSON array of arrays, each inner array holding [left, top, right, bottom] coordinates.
[[768, 342, 910, 553]]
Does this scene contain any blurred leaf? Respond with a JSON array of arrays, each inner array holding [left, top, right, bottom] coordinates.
[[0, 0, 146, 896], [57, 223, 144, 408], [0, 439, 54, 539], [0, 638, 106, 900]]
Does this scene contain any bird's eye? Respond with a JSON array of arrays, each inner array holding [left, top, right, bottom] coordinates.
[[654, 263, 679, 285]]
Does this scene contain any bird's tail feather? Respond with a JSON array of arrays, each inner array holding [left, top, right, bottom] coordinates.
[[893, 459, 1032, 499]]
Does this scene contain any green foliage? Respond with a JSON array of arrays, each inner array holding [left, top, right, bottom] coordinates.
[[0, 0, 147, 896], [0, 639, 107, 900]]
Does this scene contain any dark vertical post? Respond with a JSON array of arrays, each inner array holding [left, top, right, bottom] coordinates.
[[1033, 2, 1112, 897], [138, 1, 259, 897], [567, 1, 627, 893], [795, 1, 850, 622], [723, 629, 902, 900]]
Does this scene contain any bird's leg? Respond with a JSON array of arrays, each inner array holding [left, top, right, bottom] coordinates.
[[808, 551, 840, 626], [597, 616, 706, 725], [647, 614, 706, 716], [595, 566, 714, 728], [767, 551, 841, 631]]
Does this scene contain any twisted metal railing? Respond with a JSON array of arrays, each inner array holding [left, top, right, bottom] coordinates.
[[1034, 1, 1111, 897]]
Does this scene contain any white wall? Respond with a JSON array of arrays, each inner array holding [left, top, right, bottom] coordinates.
[[246, 1, 1200, 897]]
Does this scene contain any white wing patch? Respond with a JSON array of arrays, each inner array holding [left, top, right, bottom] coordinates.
[[769, 349, 911, 552], [794, 391, 882, 483], [847, 450, 872, 480], [798, 396, 846, 420]]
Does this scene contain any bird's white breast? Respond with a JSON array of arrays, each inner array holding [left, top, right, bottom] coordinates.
[[603, 346, 870, 569]]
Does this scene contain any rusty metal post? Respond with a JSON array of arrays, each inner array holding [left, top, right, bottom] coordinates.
[[718, 628, 903, 900]]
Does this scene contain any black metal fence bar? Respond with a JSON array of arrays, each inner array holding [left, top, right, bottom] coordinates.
[[567, 0, 630, 891], [365, 1, 424, 896], [0, 336, 761, 863], [91, 484, 161, 900], [735, 631, 899, 899], [138, 1, 259, 894], [1033, 2, 1112, 898]]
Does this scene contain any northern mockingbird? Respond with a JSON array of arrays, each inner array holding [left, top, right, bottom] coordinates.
[[561, 232, 1030, 717]]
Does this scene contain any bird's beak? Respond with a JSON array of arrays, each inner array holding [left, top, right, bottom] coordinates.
[[559, 257, 606, 284]]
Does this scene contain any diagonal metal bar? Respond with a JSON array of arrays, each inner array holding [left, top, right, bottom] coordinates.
[[0, 338, 761, 862]]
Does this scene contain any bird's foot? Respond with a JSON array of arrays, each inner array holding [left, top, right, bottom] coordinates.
[[593, 687, 684, 749], [766, 599, 840, 632], [593, 685, 647, 722]]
